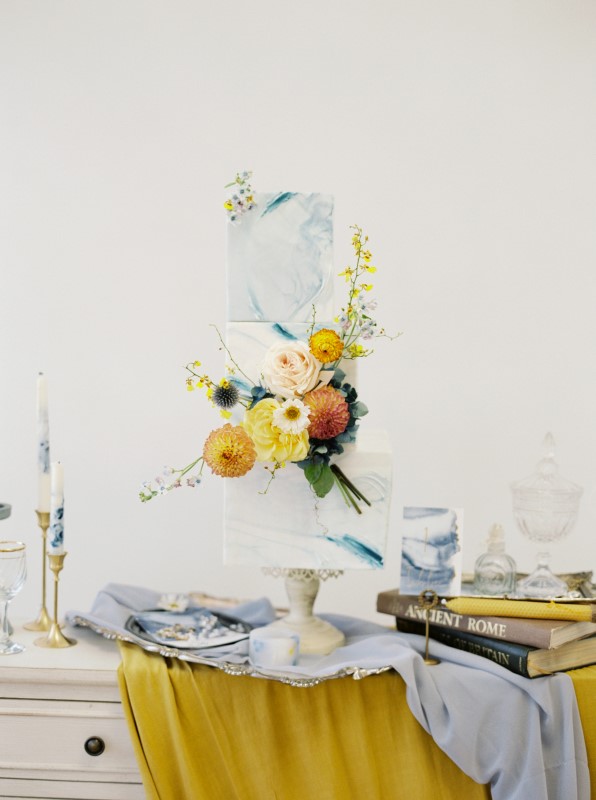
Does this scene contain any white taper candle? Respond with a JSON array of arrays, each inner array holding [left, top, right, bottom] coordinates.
[[37, 373, 51, 512]]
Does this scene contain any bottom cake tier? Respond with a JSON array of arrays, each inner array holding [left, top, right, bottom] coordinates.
[[224, 430, 392, 570]]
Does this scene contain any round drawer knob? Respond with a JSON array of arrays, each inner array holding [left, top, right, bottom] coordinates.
[[84, 736, 106, 756]]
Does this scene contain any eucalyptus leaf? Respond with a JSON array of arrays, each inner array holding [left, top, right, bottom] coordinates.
[[351, 401, 369, 418], [304, 462, 334, 498], [304, 461, 323, 484], [249, 385, 269, 409]]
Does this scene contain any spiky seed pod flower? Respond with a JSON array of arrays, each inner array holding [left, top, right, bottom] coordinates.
[[212, 379, 240, 409], [202, 424, 256, 478], [309, 328, 344, 364], [303, 386, 350, 440]]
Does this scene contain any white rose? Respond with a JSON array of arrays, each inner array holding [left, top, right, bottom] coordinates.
[[261, 340, 322, 399]]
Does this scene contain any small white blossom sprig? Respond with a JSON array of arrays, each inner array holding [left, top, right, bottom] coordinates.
[[223, 171, 256, 223], [139, 462, 203, 503]]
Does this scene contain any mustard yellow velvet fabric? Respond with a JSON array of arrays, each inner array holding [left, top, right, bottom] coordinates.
[[117, 641, 491, 800], [569, 664, 596, 797]]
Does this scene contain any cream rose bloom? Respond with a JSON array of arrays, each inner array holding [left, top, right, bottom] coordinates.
[[243, 399, 309, 463], [261, 340, 322, 399]]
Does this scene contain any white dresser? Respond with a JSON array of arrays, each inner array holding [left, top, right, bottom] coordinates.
[[0, 622, 144, 799]]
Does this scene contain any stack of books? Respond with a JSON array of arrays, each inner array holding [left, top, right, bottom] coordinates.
[[376, 589, 596, 678]]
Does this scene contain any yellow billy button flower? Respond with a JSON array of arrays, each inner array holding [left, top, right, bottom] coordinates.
[[309, 328, 344, 364], [202, 424, 256, 478]]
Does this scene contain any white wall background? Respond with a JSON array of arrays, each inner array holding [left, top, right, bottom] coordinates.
[[1, 0, 595, 624]]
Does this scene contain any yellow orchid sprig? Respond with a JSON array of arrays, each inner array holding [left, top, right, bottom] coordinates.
[[333, 225, 380, 361], [259, 461, 285, 495]]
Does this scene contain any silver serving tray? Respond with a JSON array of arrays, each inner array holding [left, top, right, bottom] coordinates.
[[125, 608, 251, 649], [70, 615, 393, 688]]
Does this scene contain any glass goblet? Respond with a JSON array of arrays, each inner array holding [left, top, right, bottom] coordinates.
[[511, 433, 582, 598], [0, 541, 27, 655]]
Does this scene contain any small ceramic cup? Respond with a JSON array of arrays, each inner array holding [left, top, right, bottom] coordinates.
[[248, 627, 300, 668]]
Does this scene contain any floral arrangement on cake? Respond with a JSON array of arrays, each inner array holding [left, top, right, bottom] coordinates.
[[140, 172, 395, 511]]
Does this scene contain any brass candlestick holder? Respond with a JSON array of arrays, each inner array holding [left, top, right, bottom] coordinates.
[[24, 510, 52, 631], [35, 552, 76, 648], [418, 589, 440, 666]]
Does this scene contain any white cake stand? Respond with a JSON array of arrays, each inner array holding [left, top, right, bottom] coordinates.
[[262, 567, 345, 655]]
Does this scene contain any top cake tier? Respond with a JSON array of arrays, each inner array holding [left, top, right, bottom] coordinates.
[[227, 192, 334, 323]]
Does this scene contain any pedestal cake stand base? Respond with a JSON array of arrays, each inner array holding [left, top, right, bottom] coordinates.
[[263, 568, 345, 656]]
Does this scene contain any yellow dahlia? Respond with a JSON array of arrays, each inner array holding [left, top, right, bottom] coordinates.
[[304, 386, 350, 440], [243, 398, 309, 463], [309, 328, 344, 364], [202, 424, 256, 478]]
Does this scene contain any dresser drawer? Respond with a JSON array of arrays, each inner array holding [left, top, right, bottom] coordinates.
[[0, 697, 141, 785], [0, 776, 144, 799], [0, 623, 144, 798]]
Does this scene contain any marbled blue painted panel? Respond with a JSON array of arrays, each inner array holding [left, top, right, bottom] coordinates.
[[227, 192, 334, 322], [399, 507, 464, 596]]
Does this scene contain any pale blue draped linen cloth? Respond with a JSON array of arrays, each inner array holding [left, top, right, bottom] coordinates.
[[67, 583, 590, 800]]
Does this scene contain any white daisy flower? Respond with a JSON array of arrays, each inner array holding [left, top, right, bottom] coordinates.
[[272, 398, 311, 434]]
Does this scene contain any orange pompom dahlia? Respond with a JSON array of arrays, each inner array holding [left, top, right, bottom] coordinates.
[[202, 424, 256, 477], [304, 386, 350, 440]]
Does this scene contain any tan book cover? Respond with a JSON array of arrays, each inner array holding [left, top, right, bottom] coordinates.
[[377, 589, 596, 649]]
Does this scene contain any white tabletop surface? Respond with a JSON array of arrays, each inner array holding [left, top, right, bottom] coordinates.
[[0, 618, 121, 673]]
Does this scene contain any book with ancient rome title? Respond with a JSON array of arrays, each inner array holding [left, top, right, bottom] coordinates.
[[376, 589, 596, 649], [393, 617, 596, 678]]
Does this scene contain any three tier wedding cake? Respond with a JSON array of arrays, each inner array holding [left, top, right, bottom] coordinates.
[[223, 189, 393, 570]]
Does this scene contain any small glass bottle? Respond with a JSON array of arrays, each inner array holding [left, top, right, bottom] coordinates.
[[473, 524, 517, 595]]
